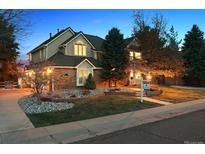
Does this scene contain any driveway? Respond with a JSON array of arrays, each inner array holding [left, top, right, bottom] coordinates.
[[0, 89, 34, 133]]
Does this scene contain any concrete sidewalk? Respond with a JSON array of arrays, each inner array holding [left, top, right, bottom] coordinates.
[[0, 89, 34, 134], [137, 97, 173, 105], [1, 98, 205, 144]]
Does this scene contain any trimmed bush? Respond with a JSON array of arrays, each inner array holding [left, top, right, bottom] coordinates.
[[84, 73, 96, 90]]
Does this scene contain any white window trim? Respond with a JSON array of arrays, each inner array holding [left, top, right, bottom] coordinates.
[[63, 32, 96, 49], [74, 44, 87, 56], [75, 59, 96, 69], [76, 67, 94, 86]]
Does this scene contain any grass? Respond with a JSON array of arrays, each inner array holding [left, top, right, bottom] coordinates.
[[27, 95, 160, 127], [151, 86, 205, 103]]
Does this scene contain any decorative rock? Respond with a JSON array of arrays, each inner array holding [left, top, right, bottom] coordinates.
[[18, 96, 74, 114]]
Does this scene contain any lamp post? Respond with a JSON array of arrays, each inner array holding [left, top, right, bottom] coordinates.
[[47, 67, 54, 92]]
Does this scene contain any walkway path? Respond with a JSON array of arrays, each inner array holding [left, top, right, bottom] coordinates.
[[1, 98, 205, 143], [171, 85, 205, 90], [0, 89, 34, 133], [138, 97, 173, 105]]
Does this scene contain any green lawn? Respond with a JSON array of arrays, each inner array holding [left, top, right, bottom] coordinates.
[[151, 86, 205, 103], [27, 95, 160, 127]]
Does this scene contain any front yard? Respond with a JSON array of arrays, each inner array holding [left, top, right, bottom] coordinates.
[[150, 86, 205, 103], [27, 95, 160, 127]]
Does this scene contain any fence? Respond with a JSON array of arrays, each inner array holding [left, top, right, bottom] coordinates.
[[0, 81, 19, 88]]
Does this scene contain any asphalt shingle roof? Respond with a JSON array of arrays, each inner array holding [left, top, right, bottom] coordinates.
[[28, 26, 135, 57], [47, 52, 101, 67], [84, 34, 105, 51], [28, 27, 72, 54]]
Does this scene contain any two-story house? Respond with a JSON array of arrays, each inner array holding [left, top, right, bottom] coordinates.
[[27, 27, 141, 91]]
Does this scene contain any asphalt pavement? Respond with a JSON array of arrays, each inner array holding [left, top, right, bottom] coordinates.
[[76, 109, 205, 144]]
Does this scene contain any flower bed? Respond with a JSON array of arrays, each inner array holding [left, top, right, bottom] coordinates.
[[41, 89, 105, 103], [18, 96, 74, 114], [145, 89, 163, 96], [104, 87, 162, 97]]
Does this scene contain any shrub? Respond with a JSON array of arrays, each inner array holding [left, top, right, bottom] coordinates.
[[84, 73, 96, 90]]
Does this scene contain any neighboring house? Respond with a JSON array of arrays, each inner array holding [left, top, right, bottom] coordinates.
[[27, 27, 141, 91]]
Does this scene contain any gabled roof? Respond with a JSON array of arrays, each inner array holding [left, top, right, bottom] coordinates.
[[124, 37, 135, 46], [28, 27, 75, 54], [28, 26, 135, 55], [61, 32, 105, 51], [125, 37, 140, 50], [84, 34, 104, 51], [47, 52, 101, 68]]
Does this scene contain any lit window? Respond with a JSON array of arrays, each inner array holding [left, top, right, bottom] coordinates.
[[129, 51, 141, 60], [77, 69, 92, 86], [135, 72, 141, 79], [130, 71, 141, 79], [74, 45, 78, 55], [83, 46, 86, 56], [130, 71, 134, 77], [130, 52, 134, 60], [74, 44, 87, 56], [134, 52, 141, 59], [28, 54, 32, 61]]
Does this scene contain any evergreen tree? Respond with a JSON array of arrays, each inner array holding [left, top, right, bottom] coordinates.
[[166, 26, 181, 51], [84, 73, 96, 90], [0, 14, 19, 81], [101, 28, 128, 87], [182, 25, 205, 86]]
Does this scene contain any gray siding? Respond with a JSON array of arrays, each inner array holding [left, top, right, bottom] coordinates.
[[46, 30, 74, 59], [65, 34, 94, 58], [31, 48, 46, 63]]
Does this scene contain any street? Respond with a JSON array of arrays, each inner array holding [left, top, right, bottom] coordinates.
[[76, 109, 205, 144]]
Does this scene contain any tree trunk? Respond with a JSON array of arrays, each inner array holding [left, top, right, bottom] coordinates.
[[108, 79, 111, 88]]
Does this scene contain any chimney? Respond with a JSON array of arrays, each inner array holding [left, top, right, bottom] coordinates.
[[49, 33, 52, 38], [57, 29, 60, 33]]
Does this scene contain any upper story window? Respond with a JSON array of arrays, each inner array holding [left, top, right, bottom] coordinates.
[[28, 53, 32, 62], [39, 49, 46, 60], [74, 44, 87, 56], [130, 51, 141, 60]]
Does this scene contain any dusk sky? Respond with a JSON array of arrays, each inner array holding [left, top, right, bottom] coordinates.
[[19, 9, 205, 61]]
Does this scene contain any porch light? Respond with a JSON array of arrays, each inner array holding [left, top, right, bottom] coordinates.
[[147, 74, 152, 80], [135, 72, 141, 79], [47, 67, 53, 74]]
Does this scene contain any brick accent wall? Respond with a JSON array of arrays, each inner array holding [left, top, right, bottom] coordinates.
[[53, 68, 131, 90], [53, 68, 76, 90], [93, 69, 107, 88]]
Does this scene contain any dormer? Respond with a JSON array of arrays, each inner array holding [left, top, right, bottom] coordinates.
[[61, 32, 97, 58]]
